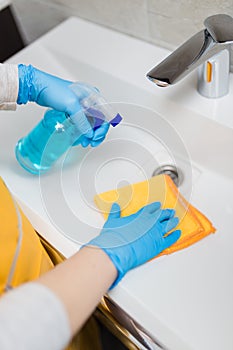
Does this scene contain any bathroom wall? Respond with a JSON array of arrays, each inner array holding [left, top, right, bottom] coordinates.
[[12, 0, 233, 68]]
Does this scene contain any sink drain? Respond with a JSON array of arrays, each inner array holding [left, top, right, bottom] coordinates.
[[152, 165, 184, 187]]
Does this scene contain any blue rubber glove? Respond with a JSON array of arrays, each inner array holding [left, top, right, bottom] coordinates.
[[76, 121, 110, 148], [17, 64, 109, 147], [87, 202, 181, 288]]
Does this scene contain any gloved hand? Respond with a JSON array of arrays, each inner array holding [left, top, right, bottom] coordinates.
[[17, 64, 109, 147], [86, 202, 181, 288]]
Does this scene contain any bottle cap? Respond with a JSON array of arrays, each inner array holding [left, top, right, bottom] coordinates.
[[70, 82, 122, 129]]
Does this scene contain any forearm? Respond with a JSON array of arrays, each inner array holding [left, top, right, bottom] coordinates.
[[0, 63, 18, 110], [38, 246, 117, 336]]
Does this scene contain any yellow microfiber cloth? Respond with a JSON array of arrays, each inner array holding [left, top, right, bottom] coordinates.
[[94, 174, 216, 256]]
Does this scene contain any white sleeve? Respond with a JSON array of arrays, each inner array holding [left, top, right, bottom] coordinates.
[[0, 63, 18, 110], [0, 282, 71, 350]]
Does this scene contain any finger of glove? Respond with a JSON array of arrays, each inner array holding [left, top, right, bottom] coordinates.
[[73, 129, 105, 147], [108, 203, 121, 220], [71, 110, 94, 138], [163, 229, 181, 250], [80, 137, 91, 147], [92, 122, 110, 141], [156, 208, 175, 222], [139, 202, 161, 215], [91, 137, 105, 147], [125, 204, 161, 225], [72, 135, 86, 147], [161, 216, 179, 233]]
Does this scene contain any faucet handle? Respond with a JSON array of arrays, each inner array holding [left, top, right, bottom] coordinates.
[[204, 14, 233, 44]]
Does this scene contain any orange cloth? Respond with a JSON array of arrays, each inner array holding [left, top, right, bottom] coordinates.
[[0, 178, 54, 295], [94, 174, 216, 256]]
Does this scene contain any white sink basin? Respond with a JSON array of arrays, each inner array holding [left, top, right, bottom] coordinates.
[[1, 17, 233, 350]]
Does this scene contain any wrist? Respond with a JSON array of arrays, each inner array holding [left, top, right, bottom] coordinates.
[[17, 64, 35, 104], [84, 234, 129, 289], [101, 247, 126, 289], [81, 245, 118, 288]]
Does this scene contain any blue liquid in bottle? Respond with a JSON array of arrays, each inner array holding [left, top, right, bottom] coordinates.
[[15, 109, 82, 174], [15, 82, 123, 175]]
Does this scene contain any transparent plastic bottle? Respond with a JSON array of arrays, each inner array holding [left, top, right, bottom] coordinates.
[[15, 82, 122, 174]]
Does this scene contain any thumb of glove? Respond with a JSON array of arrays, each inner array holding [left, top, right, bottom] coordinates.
[[108, 203, 121, 219]]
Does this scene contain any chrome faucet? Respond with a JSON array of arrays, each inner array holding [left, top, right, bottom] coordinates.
[[147, 14, 233, 98]]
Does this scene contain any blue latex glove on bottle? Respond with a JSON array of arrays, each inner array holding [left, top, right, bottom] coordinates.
[[86, 202, 181, 288], [17, 64, 109, 147]]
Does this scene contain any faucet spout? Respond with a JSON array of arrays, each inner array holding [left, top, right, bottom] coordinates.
[[147, 14, 233, 98], [147, 30, 215, 86]]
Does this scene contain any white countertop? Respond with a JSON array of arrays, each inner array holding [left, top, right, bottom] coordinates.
[[1, 17, 233, 350]]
